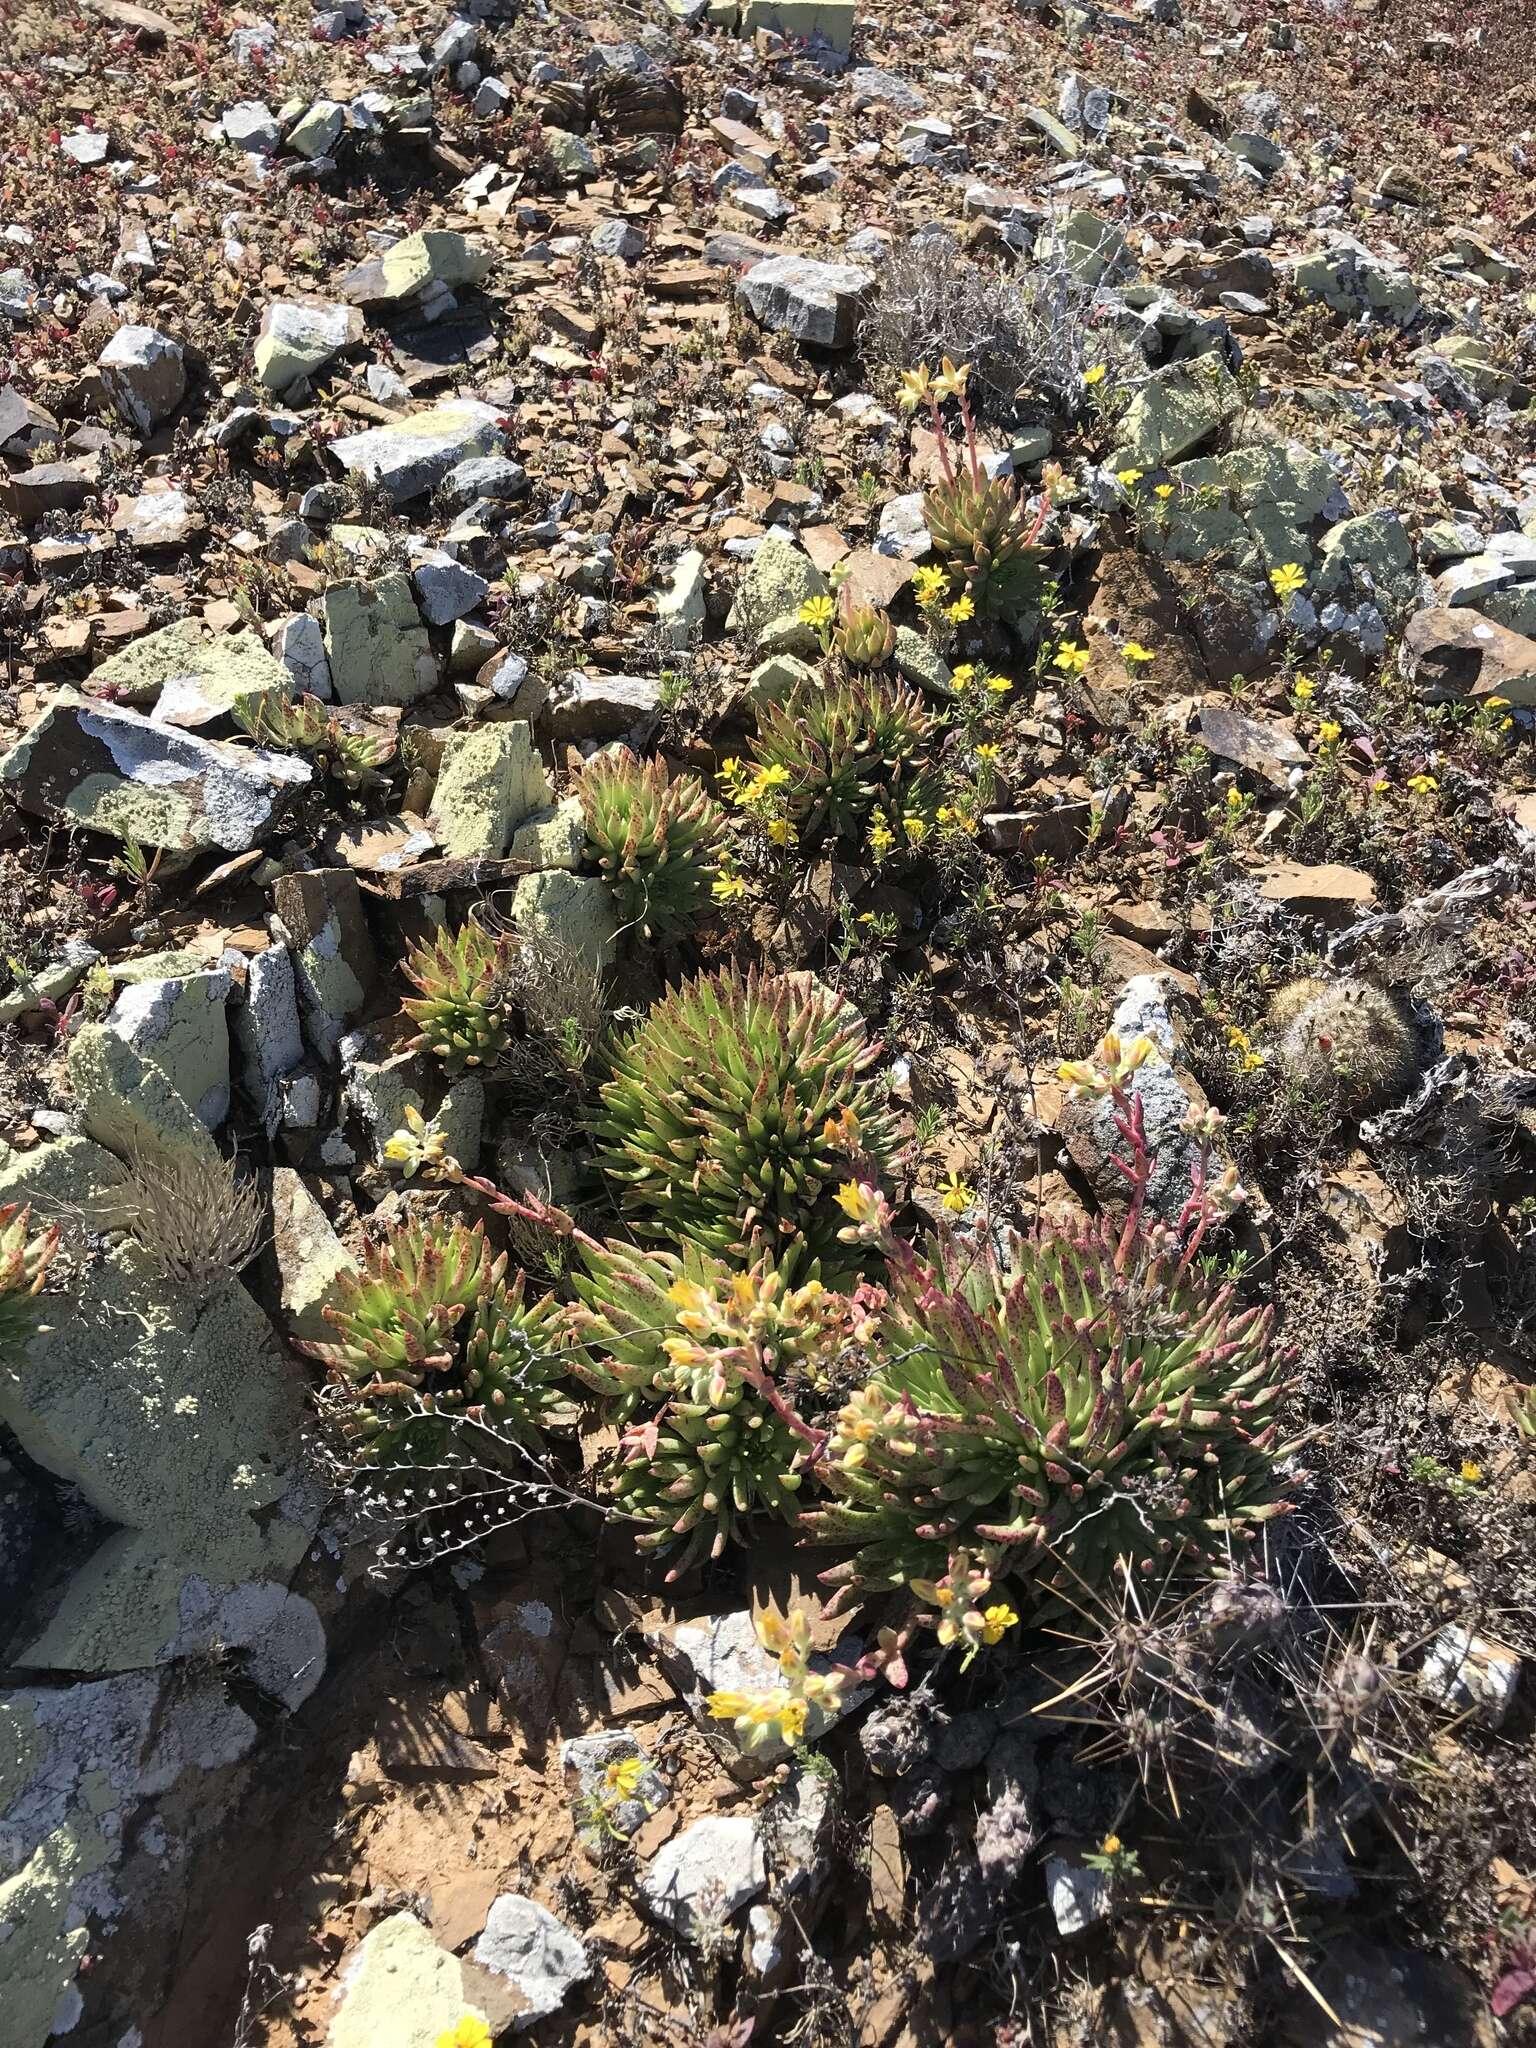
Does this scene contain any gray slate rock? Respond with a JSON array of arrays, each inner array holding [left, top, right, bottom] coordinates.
[[737, 254, 874, 348]]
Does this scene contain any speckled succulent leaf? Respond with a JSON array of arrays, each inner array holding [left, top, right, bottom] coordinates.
[[402, 922, 516, 1075], [751, 675, 931, 844], [592, 966, 896, 1277], [805, 1219, 1296, 1609], [575, 745, 723, 939], [0, 1203, 59, 1359], [297, 1217, 568, 1465]]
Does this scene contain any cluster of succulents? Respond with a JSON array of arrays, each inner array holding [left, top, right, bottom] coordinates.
[[233, 691, 396, 791], [0, 1203, 58, 1359], [300, 1217, 568, 1466], [805, 1217, 1296, 1610], [750, 674, 933, 845], [592, 966, 895, 1276], [568, 1235, 846, 1572], [1267, 976, 1419, 1110], [574, 746, 723, 940], [403, 923, 517, 1074], [901, 359, 1051, 622]]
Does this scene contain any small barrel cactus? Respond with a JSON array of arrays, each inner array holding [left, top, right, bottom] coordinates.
[[593, 967, 895, 1276], [299, 1217, 569, 1466], [403, 923, 517, 1074], [1266, 977, 1418, 1110], [805, 1219, 1296, 1611], [574, 746, 724, 940], [569, 1235, 843, 1572], [0, 1203, 59, 1358], [751, 674, 931, 844]]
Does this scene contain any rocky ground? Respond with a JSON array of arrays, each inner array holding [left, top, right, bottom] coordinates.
[[2, 0, 1536, 2043]]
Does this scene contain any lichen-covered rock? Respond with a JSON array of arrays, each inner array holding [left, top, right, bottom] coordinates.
[[726, 535, 828, 651], [1111, 357, 1243, 471], [0, 697, 311, 851], [271, 867, 377, 1061], [67, 1023, 224, 1172], [329, 1913, 493, 2048], [640, 1815, 766, 1939], [510, 869, 618, 974], [106, 965, 233, 1128], [737, 254, 874, 348], [322, 576, 437, 706], [329, 401, 506, 504], [473, 1895, 590, 2026], [254, 298, 362, 393], [429, 722, 550, 857]]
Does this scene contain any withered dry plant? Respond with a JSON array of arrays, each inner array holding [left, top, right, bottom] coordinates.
[[863, 230, 1112, 422], [58, 1144, 264, 1294]]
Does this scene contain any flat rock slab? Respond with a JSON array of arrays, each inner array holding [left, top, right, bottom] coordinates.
[[92, 619, 294, 729], [473, 1894, 590, 2027], [429, 721, 550, 858], [254, 299, 363, 393], [1257, 860, 1377, 926], [639, 1814, 766, 1939], [1400, 605, 1536, 707], [322, 576, 437, 705], [107, 965, 232, 1127], [0, 697, 311, 851], [330, 400, 505, 503], [340, 229, 493, 307]]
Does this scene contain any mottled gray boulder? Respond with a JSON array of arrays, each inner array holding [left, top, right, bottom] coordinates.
[[738, 254, 874, 348], [322, 576, 436, 705], [473, 1896, 590, 2028], [329, 399, 506, 503], [107, 967, 233, 1128], [253, 299, 362, 393], [97, 325, 186, 436]]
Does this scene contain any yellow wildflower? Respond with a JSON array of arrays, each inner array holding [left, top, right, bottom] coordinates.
[[1316, 719, 1342, 748], [897, 366, 935, 413], [712, 872, 747, 902], [1460, 1461, 1483, 1485], [799, 594, 835, 630], [778, 1696, 809, 1744], [933, 356, 971, 400], [980, 1603, 1019, 1644], [603, 1755, 651, 1802], [1099, 1834, 1122, 1858], [938, 1171, 974, 1214], [1154, 482, 1174, 500], [912, 564, 948, 606], [1269, 561, 1307, 600], [868, 818, 895, 853], [950, 662, 976, 692], [437, 2022, 493, 2048], [706, 1690, 755, 1721], [902, 813, 928, 843], [1121, 640, 1155, 664], [1292, 676, 1315, 701], [1053, 641, 1090, 675], [985, 672, 1012, 695], [1406, 772, 1438, 795], [383, 1104, 453, 1180], [974, 741, 1000, 762], [945, 591, 976, 625], [1116, 467, 1144, 490], [766, 815, 791, 845], [1226, 786, 1246, 811], [1082, 363, 1108, 386]]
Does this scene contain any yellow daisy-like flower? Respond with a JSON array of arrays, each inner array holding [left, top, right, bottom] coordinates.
[[712, 871, 747, 902], [1460, 1461, 1483, 1485], [766, 815, 792, 845], [603, 1755, 651, 1802], [1116, 467, 1144, 490], [912, 564, 948, 606], [938, 1171, 974, 1214], [1154, 482, 1174, 500], [868, 818, 895, 853], [1292, 676, 1315, 701], [1053, 641, 1090, 675], [949, 662, 976, 692], [799, 594, 835, 630], [974, 741, 1000, 762], [1316, 719, 1342, 748], [1226, 786, 1245, 811], [1099, 1834, 1122, 1858], [1269, 561, 1307, 601], [1120, 640, 1155, 664], [980, 1603, 1019, 1645], [1082, 363, 1108, 386], [945, 592, 975, 625], [437, 2020, 493, 2048], [985, 673, 1012, 695], [1406, 772, 1438, 795]]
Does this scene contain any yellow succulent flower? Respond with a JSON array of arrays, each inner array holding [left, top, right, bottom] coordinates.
[[898, 365, 935, 413], [932, 356, 971, 400]]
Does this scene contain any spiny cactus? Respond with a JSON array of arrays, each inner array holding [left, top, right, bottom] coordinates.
[[750, 674, 931, 844], [568, 1235, 843, 1572], [299, 1217, 568, 1466], [0, 1203, 59, 1358], [233, 692, 397, 791], [1267, 977, 1418, 1110], [833, 596, 896, 669], [805, 1219, 1296, 1612], [592, 966, 895, 1277], [402, 922, 516, 1074], [574, 746, 724, 940]]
